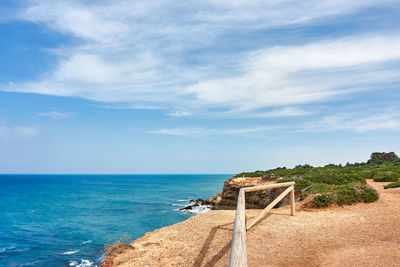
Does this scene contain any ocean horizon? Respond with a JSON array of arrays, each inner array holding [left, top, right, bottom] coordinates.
[[0, 174, 231, 266]]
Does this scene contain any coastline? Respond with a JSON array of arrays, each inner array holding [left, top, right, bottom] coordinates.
[[101, 180, 400, 266], [0, 174, 229, 267]]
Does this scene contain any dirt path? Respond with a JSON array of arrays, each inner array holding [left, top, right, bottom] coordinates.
[[102, 180, 400, 267]]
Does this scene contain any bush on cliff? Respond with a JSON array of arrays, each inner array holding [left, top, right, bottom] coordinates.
[[359, 186, 380, 202], [373, 172, 399, 182], [384, 181, 400, 189], [311, 194, 335, 207], [277, 178, 311, 191], [236, 152, 400, 208], [308, 184, 378, 208]]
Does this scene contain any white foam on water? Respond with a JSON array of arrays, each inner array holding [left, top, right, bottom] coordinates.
[[69, 259, 95, 267], [63, 250, 80, 255], [0, 246, 16, 253], [21, 260, 42, 266], [191, 205, 212, 214], [96, 254, 105, 264], [176, 199, 190, 202], [14, 247, 30, 252], [172, 203, 187, 207], [82, 240, 92, 245], [180, 204, 211, 214]]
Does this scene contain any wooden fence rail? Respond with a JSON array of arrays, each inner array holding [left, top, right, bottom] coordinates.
[[229, 181, 295, 267]]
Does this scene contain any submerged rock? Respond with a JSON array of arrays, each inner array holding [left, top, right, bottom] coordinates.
[[179, 198, 211, 214]]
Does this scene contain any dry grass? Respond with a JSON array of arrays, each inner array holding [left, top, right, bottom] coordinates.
[[104, 233, 134, 258]]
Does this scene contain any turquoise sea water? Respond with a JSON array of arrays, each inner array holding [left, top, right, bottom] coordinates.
[[0, 174, 230, 266]]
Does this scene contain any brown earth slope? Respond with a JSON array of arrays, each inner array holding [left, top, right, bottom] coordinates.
[[101, 180, 400, 267]]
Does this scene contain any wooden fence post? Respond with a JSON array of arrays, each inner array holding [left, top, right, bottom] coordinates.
[[229, 188, 248, 267], [290, 186, 295, 216]]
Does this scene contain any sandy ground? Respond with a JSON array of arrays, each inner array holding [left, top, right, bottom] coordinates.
[[101, 180, 400, 267]]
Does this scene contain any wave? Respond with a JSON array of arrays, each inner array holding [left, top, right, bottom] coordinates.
[[69, 259, 95, 267], [0, 246, 29, 253], [14, 247, 31, 252], [82, 240, 92, 245], [176, 199, 191, 202], [176, 199, 211, 214], [20, 260, 43, 266], [0, 246, 16, 253], [63, 250, 80, 255], [184, 205, 211, 214]]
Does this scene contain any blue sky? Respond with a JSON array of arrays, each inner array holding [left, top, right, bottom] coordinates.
[[1, 0, 400, 173]]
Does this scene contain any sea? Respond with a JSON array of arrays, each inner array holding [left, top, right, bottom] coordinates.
[[0, 174, 230, 266]]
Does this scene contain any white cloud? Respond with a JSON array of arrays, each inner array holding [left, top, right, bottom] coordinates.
[[20, 0, 393, 43], [198, 0, 396, 26], [53, 54, 125, 84], [20, 1, 129, 43], [188, 35, 400, 109], [150, 126, 279, 137], [153, 109, 400, 136], [302, 114, 400, 133], [1, 0, 400, 118], [254, 107, 312, 118], [37, 110, 74, 119], [0, 125, 39, 140], [167, 110, 193, 117]]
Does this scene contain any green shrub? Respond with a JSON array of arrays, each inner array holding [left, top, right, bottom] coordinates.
[[384, 181, 400, 189], [335, 185, 360, 205], [359, 187, 379, 202], [311, 194, 334, 208], [309, 183, 331, 193], [303, 173, 365, 185], [277, 178, 311, 191], [373, 172, 399, 182], [231, 155, 400, 207]]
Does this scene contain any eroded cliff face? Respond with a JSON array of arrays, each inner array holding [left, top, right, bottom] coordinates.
[[206, 176, 297, 210], [180, 176, 300, 211]]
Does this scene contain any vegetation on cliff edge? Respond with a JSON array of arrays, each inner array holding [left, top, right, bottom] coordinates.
[[235, 152, 400, 208]]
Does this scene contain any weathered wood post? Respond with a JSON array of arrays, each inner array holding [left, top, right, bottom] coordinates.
[[229, 188, 247, 267], [229, 181, 296, 266], [246, 184, 294, 230], [290, 186, 296, 216]]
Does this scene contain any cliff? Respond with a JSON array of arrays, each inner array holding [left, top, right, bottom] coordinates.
[[183, 176, 299, 211], [101, 180, 400, 266]]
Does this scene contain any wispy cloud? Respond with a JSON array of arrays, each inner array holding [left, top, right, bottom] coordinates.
[[1, 0, 399, 119], [167, 110, 193, 117], [37, 110, 74, 119], [0, 124, 39, 140], [188, 35, 400, 110], [150, 126, 280, 137], [301, 113, 400, 133], [152, 108, 400, 136], [255, 107, 312, 118]]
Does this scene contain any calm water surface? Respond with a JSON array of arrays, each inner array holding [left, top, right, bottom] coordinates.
[[0, 174, 230, 266]]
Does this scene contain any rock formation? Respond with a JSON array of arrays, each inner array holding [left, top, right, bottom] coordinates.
[[180, 176, 301, 211], [205, 176, 299, 210]]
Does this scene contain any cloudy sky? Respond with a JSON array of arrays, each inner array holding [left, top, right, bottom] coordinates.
[[1, 0, 399, 173]]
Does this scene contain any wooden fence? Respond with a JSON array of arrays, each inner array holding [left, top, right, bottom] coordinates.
[[229, 181, 295, 267]]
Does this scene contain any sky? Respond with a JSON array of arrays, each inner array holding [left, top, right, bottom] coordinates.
[[0, 0, 400, 174]]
